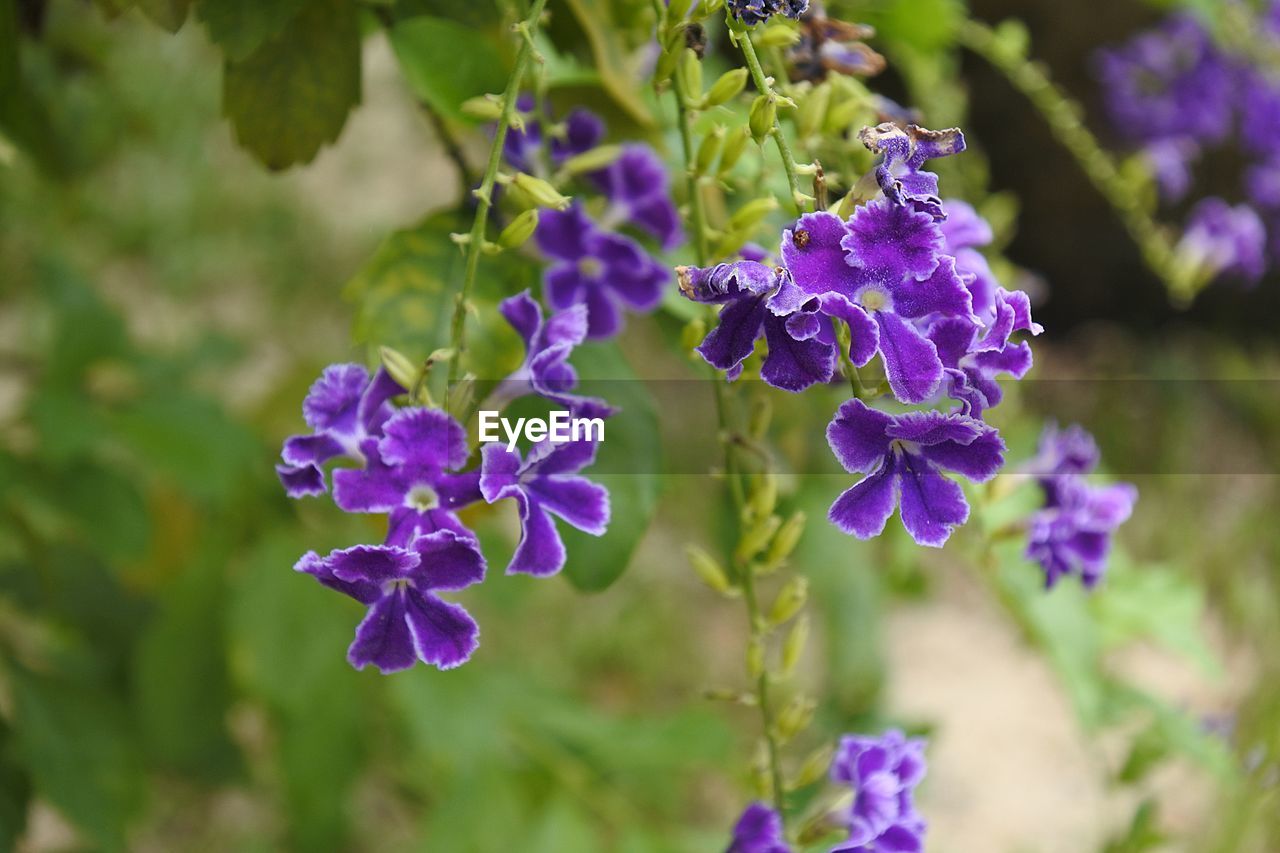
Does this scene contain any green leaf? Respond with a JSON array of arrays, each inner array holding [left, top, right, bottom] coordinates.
[[197, 0, 309, 61], [10, 671, 144, 851], [134, 0, 192, 31], [559, 342, 661, 592], [388, 16, 506, 122], [0, 0, 63, 174], [862, 0, 963, 53], [222, 0, 361, 170], [0, 721, 31, 853], [133, 552, 238, 779], [562, 0, 654, 126]]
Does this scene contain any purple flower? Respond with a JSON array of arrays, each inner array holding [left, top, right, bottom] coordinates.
[[728, 0, 809, 26], [295, 530, 485, 672], [829, 730, 928, 852], [1240, 70, 1280, 161], [726, 802, 790, 853], [1245, 157, 1280, 210], [1143, 138, 1200, 202], [826, 398, 1004, 546], [781, 207, 975, 403], [858, 122, 967, 221], [503, 95, 604, 176], [1175, 197, 1268, 285], [1025, 424, 1137, 589], [1027, 477, 1138, 589], [1094, 15, 1234, 148], [276, 364, 404, 498], [677, 260, 838, 391], [491, 290, 616, 419], [928, 287, 1041, 416], [535, 204, 668, 339], [332, 408, 483, 547], [479, 440, 610, 577], [593, 144, 684, 250]]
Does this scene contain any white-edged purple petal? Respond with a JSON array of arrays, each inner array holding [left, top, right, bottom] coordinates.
[[896, 452, 969, 547], [408, 528, 486, 591], [826, 397, 893, 473], [404, 590, 479, 670], [873, 310, 943, 403], [347, 589, 417, 673], [828, 457, 899, 540]]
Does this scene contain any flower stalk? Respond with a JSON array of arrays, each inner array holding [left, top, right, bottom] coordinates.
[[732, 21, 808, 215]]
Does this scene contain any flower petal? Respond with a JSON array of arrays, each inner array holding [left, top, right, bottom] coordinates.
[[897, 453, 968, 547], [829, 456, 900, 540], [327, 543, 419, 585], [347, 589, 417, 673], [378, 408, 468, 470], [408, 528, 486, 591], [697, 294, 767, 373], [874, 310, 943, 403], [826, 397, 894, 474], [760, 313, 836, 392], [404, 590, 480, 670]]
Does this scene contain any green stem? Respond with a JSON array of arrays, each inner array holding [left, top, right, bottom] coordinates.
[[735, 28, 805, 216], [447, 0, 548, 397], [957, 19, 1188, 302]]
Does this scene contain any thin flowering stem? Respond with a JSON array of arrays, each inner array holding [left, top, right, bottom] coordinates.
[[732, 22, 808, 216], [447, 0, 549, 398], [958, 19, 1190, 302]]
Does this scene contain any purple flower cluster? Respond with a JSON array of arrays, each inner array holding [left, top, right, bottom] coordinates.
[[723, 730, 929, 852], [727, 0, 810, 27], [1096, 8, 1280, 282], [276, 291, 611, 673], [1024, 423, 1137, 589], [679, 123, 1041, 547], [509, 97, 682, 338]]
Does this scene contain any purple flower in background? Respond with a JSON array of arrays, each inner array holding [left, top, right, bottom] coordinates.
[[332, 408, 483, 547], [728, 0, 809, 26], [1026, 423, 1137, 589], [829, 730, 928, 852], [1246, 158, 1280, 210], [535, 204, 668, 339], [504, 95, 604, 175], [1240, 70, 1280, 160], [1143, 138, 1200, 202], [295, 530, 485, 672], [594, 144, 684, 250], [726, 802, 791, 853], [276, 364, 403, 498], [480, 440, 610, 576], [1176, 198, 1268, 285], [1094, 15, 1234, 147], [858, 122, 967, 221], [492, 291, 616, 419], [826, 398, 1004, 546], [677, 260, 838, 391]]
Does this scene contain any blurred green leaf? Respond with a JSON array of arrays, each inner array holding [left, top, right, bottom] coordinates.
[[389, 16, 506, 122], [222, 0, 361, 170], [11, 671, 144, 851], [562, 0, 653, 126], [0, 0, 64, 174], [1093, 557, 1219, 675], [861, 0, 962, 53], [198, 0, 308, 61], [560, 342, 661, 592], [57, 463, 151, 563], [277, 689, 364, 851], [134, 551, 238, 779], [135, 0, 192, 31], [0, 721, 31, 852]]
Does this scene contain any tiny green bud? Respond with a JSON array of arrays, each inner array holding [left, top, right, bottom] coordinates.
[[780, 613, 809, 677], [695, 127, 724, 176], [775, 695, 816, 742], [512, 173, 572, 210], [749, 95, 777, 144], [761, 510, 806, 571], [711, 228, 750, 262], [824, 97, 865, 135], [797, 83, 832, 139], [460, 94, 504, 121], [748, 474, 778, 521], [666, 0, 695, 23], [718, 126, 751, 175], [768, 575, 808, 626], [754, 23, 800, 49], [686, 544, 735, 595], [379, 346, 421, 392], [497, 208, 540, 249], [735, 513, 781, 564], [695, 0, 724, 17], [653, 25, 687, 87], [703, 67, 748, 108], [788, 743, 833, 790], [559, 144, 623, 177], [678, 48, 703, 105], [729, 196, 779, 231], [746, 635, 766, 680]]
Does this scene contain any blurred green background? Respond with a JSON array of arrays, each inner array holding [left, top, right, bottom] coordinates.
[[2, 1, 1279, 851]]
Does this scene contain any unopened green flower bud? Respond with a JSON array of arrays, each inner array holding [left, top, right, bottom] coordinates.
[[654, 25, 687, 87], [735, 513, 781, 564], [797, 83, 832, 139], [762, 510, 806, 570], [695, 0, 724, 18], [686, 544, 734, 595], [788, 743, 833, 791], [497, 208, 540, 249], [775, 695, 816, 742], [695, 127, 724, 176], [748, 474, 778, 521], [754, 23, 800, 49], [749, 95, 777, 144], [559, 144, 623, 177], [768, 575, 808, 626], [460, 94, 504, 121], [703, 67, 748, 108], [747, 395, 772, 440], [678, 48, 703, 105], [667, 0, 695, 23], [379, 346, 421, 392], [729, 196, 778, 231], [718, 126, 751, 174], [512, 173, 571, 211], [824, 97, 865, 135], [780, 612, 809, 677]]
